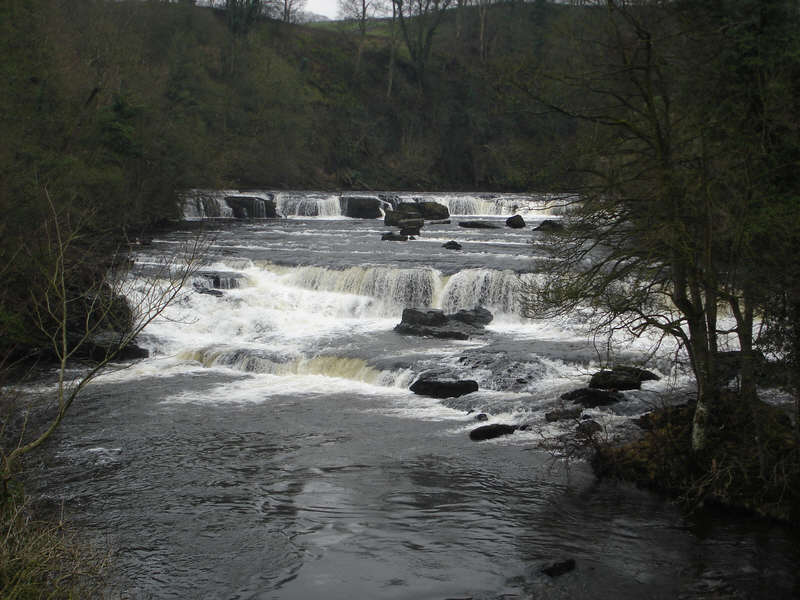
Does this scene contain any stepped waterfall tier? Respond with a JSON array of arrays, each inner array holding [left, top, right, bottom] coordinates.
[[29, 192, 799, 600]]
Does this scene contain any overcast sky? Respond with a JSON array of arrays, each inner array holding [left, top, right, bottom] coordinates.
[[306, 0, 339, 19]]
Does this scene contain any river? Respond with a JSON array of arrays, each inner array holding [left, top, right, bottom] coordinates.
[[32, 192, 799, 599]]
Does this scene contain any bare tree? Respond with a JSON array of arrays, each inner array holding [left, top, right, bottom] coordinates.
[[1, 190, 207, 495], [338, 0, 380, 73], [393, 0, 453, 90]]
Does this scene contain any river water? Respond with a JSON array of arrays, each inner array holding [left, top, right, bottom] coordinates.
[[32, 192, 798, 599]]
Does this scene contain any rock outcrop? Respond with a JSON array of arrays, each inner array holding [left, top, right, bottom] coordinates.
[[533, 219, 564, 232], [469, 423, 518, 441], [410, 377, 479, 398], [224, 195, 277, 219], [505, 214, 526, 228], [341, 196, 383, 219], [458, 220, 501, 229], [394, 307, 493, 340], [589, 366, 659, 390]]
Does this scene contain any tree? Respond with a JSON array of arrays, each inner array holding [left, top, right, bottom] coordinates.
[[338, 0, 381, 73], [518, 0, 800, 451], [393, 0, 453, 89], [0, 190, 207, 497]]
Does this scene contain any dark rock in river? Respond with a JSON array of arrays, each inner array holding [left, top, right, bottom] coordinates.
[[541, 558, 576, 577], [194, 286, 224, 297], [398, 218, 424, 236], [450, 307, 493, 327], [561, 388, 624, 407], [224, 195, 277, 219], [410, 378, 479, 399], [428, 219, 451, 225], [381, 232, 408, 242], [442, 240, 462, 250], [398, 308, 448, 327], [469, 423, 518, 441], [589, 366, 658, 390], [533, 219, 565, 232], [475, 413, 489, 421], [458, 220, 501, 229], [416, 201, 449, 220], [505, 214, 526, 228], [545, 406, 583, 422], [341, 195, 382, 219], [394, 307, 493, 340], [384, 202, 422, 226], [576, 419, 602, 437]]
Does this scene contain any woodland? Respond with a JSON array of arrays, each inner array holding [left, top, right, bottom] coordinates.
[[1, 0, 800, 595]]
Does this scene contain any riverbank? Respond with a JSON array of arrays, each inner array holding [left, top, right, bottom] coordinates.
[[591, 391, 800, 525]]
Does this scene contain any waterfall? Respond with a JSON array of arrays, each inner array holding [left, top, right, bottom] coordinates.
[[179, 348, 412, 387], [279, 265, 443, 314], [275, 192, 342, 217], [440, 269, 535, 315]]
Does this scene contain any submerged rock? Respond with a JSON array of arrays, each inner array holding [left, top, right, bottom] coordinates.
[[381, 232, 408, 242], [545, 407, 583, 422], [410, 378, 479, 399], [442, 240, 462, 250], [458, 220, 501, 229], [505, 214, 526, 228], [469, 423, 518, 441], [561, 388, 624, 407], [541, 558, 576, 577], [533, 219, 565, 232], [576, 419, 602, 437], [475, 413, 489, 421]]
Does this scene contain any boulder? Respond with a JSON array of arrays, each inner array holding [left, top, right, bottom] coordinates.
[[428, 219, 451, 225], [450, 307, 493, 327], [469, 423, 518, 441], [224, 195, 277, 219], [410, 378, 479, 399], [475, 413, 489, 422], [458, 220, 501, 229], [541, 559, 576, 578], [610, 365, 660, 382], [394, 307, 493, 340], [576, 419, 602, 437], [381, 232, 408, 242], [416, 201, 449, 220], [442, 241, 462, 250], [533, 219, 565, 232], [561, 388, 624, 408], [341, 196, 382, 219], [544, 407, 583, 422], [589, 369, 645, 391], [398, 308, 448, 327], [384, 202, 422, 226], [506, 214, 526, 228]]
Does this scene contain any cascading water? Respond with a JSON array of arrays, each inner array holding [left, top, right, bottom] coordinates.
[[30, 191, 798, 600]]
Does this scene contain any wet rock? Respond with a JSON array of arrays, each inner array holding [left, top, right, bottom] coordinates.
[[394, 307, 493, 340], [458, 220, 501, 229], [195, 286, 224, 297], [416, 201, 449, 220], [381, 232, 408, 242], [541, 558, 576, 577], [410, 378, 479, 399], [442, 240, 462, 250], [533, 219, 565, 232], [474, 413, 489, 421], [384, 202, 422, 226], [341, 195, 382, 219], [469, 423, 518, 441], [398, 308, 448, 327], [576, 419, 602, 437], [428, 219, 451, 225], [589, 366, 658, 391], [505, 214, 526, 228], [224, 195, 277, 219], [561, 388, 624, 407], [450, 307, 493, 327], [545, 407, 583, 422], [398, 218, 424, 236]]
